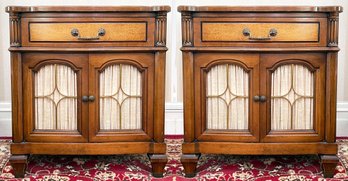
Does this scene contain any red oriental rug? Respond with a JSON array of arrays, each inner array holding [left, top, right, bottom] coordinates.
[[0, 137, 347, 180]]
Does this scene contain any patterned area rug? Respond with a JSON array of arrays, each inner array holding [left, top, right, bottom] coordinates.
[[0, 138, 347, 181]]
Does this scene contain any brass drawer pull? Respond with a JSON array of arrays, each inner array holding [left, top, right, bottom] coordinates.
[[71, 28, 106, 40], [242, 28, 277, 40]]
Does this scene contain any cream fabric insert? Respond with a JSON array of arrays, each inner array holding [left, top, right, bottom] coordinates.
[[271, 64, 314, 130], [34, 64, 78, 130], [99, 64, 142, 130], [206, 64, 249, 130]]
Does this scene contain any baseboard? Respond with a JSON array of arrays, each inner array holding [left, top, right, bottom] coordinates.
[[163, 102, 348, 136], [0, 102, 11, 112], [0, 102, 185, 136], [164, 103, 184, 135], [0, 102, 347, 137], [337, 102, 348, 137], [0, 102, 11, 137]]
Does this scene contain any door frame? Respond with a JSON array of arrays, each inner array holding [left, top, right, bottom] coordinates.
[[260, 53, 326, 142], [22, 53, 89, 143], [193, 53, 260, 142], [88, 53, 154, 142]]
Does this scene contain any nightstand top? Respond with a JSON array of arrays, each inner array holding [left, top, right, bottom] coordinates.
[[178, 6, 342, 13], [6, 6, 171, 13]]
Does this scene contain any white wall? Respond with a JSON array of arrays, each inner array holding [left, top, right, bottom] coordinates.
[[0, 0, 347, 136]]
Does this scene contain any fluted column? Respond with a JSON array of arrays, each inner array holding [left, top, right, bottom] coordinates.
[[155, 12, 167, 46], [181, 12, 193, 46], [9, 13, 21, 47], [328, 12, 339, 47]]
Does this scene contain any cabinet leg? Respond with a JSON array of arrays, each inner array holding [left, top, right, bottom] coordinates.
[[181, 154, 200, 178], [9, 155, 28, 178], [148, 154, 167, 178], [320, 155, 338, 178]]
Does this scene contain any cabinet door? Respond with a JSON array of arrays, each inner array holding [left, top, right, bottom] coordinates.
[[22, 53, 88, 142], [260, 53, 326, 142], [89, 53, 154, 142], [194, 53, 259, 142]]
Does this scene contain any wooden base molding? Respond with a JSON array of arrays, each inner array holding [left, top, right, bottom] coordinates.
[[11, 142, 166, 155], [182, 142, 337, 155]]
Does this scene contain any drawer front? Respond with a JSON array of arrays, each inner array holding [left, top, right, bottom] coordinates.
[[194, 18, 327, 47], [22, 18, 155, 47], [30, 23, 147, 42], [202, 23, 319, 42]]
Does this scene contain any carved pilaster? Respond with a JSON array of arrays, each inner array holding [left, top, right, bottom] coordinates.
[[182, 12, 193, 46], [9, 13, 21, 47], [155, 12, 167, 47], [328, 12, 339, 47]]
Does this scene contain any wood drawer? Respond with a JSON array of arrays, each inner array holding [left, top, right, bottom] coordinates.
[[22, 18, 155, 47], [194, 18, 327, 47], [29, 23, 147, 42], [202, 23, 319, 42]]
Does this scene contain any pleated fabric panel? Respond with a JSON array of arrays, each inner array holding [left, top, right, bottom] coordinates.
[[99, 64, 142, 130], [271, 64, 314, 130], [34, 64, 77, 130], [206, 64, 249, 130]]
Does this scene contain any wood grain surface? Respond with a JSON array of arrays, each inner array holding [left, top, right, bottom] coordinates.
[[202, 22, 319, 42], [30, 23, 147, 42]]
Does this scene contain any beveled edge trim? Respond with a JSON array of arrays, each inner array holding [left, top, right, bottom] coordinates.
[[178, 6, 343, 13], [9, 47, 168, 52], [6, 6, 171, 13], [180, 47, 340, 52], [11, 142, 166, 155], [182, 142, 338, 155]]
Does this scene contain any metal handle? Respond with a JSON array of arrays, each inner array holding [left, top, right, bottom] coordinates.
[[88, 95, 95, 102], [242, 28, 277, 40], [259, 95, 266, 102], [82, 96, 89, 102], [253, 95, 267, 102], [71, 28, 106, 40], [82, 95, 95, 102]]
